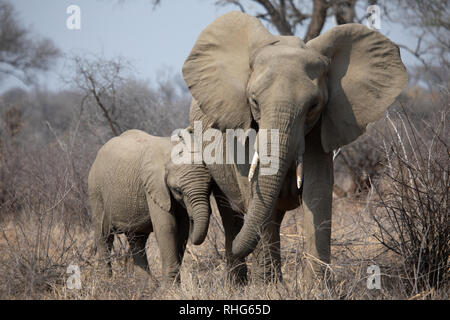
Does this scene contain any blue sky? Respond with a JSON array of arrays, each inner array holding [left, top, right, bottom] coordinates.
[[1, 0, 419, 93]]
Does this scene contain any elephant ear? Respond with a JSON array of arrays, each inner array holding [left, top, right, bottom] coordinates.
[[306, 24, 408, 153], [140, 148, 172, 212], [182, 11, 277, 131]]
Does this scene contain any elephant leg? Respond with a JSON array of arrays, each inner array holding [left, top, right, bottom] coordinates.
[[213, 189, 248, 285], [92, 196, 114, 276], [96, 232, 115, 277], [174, 207, 189, 266], [126, 232, 150, 275], [149, 202, 183, 284], [302, 124, 333, 282], [251, 209, 285, 283]]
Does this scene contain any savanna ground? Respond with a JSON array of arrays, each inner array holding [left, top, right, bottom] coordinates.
[[0, 196, 397, 299]]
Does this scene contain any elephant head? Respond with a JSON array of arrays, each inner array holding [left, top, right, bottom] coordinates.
[[182, 12, 408, 257], [164, 132, 212, 246]]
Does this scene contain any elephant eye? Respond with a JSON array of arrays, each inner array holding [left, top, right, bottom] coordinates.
[[249, 96, 261, 122], [172, 187, 182, 196], [308, 100, 321, 114], [310, 100, 319, 111]]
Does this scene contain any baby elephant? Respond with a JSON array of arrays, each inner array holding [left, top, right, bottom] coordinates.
[[88, 129, 211, 283]]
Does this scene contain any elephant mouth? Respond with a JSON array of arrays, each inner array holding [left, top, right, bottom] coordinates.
[[296, 152, 304, 190], [248, 134, 304, 190], [188, 217, 194, 237]]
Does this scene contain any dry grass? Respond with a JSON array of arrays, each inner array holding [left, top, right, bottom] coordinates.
[[1, 193, 447, 300]]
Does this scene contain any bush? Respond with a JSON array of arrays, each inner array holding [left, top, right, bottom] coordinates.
[[372, 98, 449, 294]]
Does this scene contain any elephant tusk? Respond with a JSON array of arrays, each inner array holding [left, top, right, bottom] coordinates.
[[248, 151, 259, 182], [296, 155, 303, 189]]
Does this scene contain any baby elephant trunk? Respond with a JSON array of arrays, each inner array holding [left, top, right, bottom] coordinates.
[[183, 164, 211, 245], [187, 193, 211, 245]]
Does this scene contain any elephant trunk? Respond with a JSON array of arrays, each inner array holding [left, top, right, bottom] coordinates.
[[185, 178, 211, 245], [189, 197, 211, 245], [232, 105, 303, 258]]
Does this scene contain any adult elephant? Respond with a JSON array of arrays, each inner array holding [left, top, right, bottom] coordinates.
[[183, 12, 408, 283]]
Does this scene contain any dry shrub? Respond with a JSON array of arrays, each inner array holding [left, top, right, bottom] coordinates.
[[372, 99, 449, 294], [0, 210, 92, 298], [0, 141, 93, 298], [0, 115, 93, 298]]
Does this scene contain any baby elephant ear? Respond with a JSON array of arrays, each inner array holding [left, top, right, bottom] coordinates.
[[182, 11, 276, 131], [306, 24, 408, 153], [141, 155, 172, 213]]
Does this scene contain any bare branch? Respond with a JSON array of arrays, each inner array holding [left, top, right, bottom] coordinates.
[[215, 0, 247, 13], [86, 74, 122, 136], [255, 0, 293, 35], [304, 0, 328, 42]]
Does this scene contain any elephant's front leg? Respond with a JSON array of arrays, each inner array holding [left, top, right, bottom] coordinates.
[[302, 125, 333, 282], [149, 203, 184, 284], [213, 189, 248, 285], [251, 209, 285, 283]]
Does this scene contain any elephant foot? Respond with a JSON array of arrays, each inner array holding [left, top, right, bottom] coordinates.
[[161, 269, 182, 287], [303, 259, 334, 291], [251, 264, 283, 284], [226, 263, 248, 286], [95, 253, 114, 277], [159, 277, 181, 291], [130, 264, 152, 279], [251, 250, 283, 284]]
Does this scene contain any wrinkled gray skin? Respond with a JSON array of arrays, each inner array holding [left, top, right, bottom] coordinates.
[[183, 12, 408, 283], [88, 129, 211, 283]]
